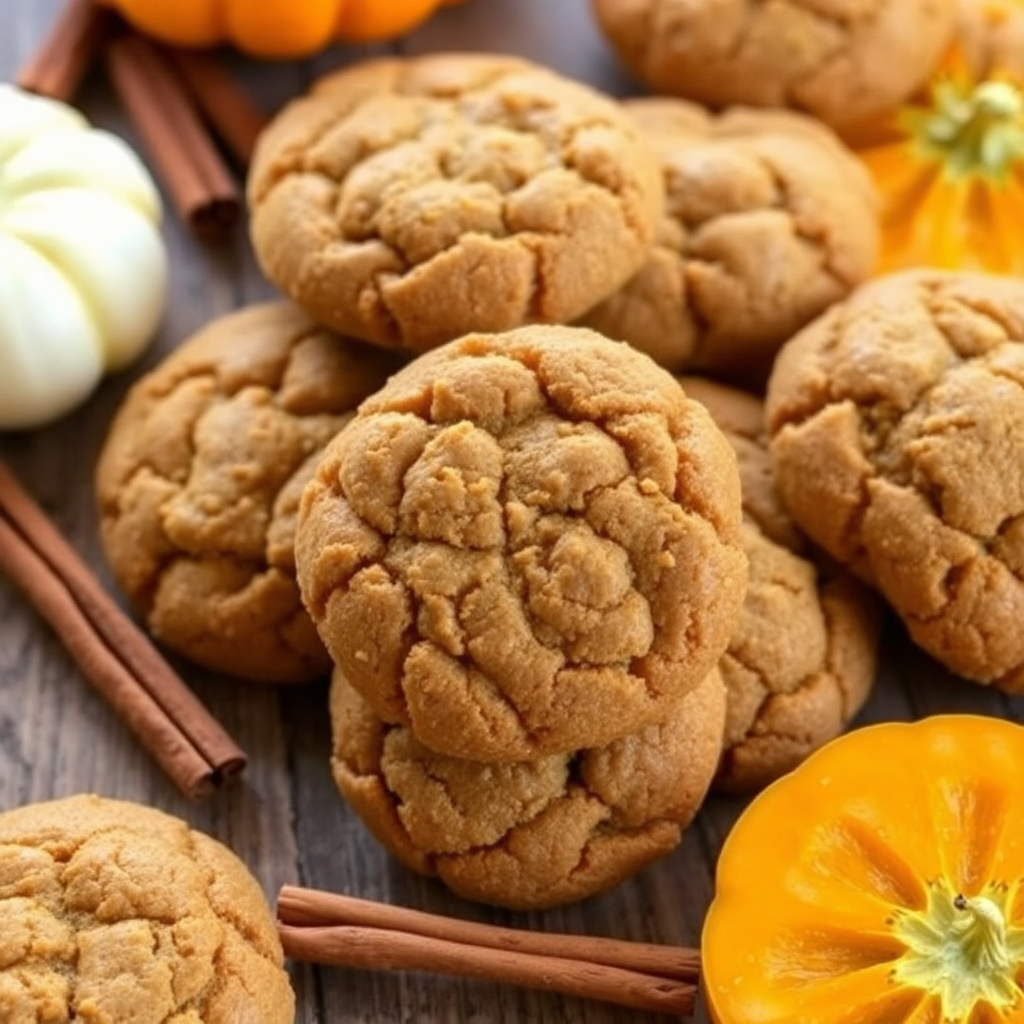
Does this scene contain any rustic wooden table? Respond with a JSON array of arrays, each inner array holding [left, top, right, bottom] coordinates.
[[1, 2, 1017, 1022]]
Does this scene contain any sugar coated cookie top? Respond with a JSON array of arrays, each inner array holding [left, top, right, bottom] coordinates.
[[766, 270, 1024, 690], [591, 0, 955, 132], [297, 324, 748, 760], [583, 98, 878, 381], [248, 53, 664, 352], [0, 794, 294, 1024], [96, 302, 403, 683]]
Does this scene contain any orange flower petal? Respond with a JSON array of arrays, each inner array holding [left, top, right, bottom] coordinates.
[[859, 143, 951, 273], [906, 173, 973, 270], [978, 171, 1024, 274]]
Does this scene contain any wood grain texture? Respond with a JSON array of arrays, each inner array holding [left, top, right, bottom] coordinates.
[[0, 2, 1014, 1022]]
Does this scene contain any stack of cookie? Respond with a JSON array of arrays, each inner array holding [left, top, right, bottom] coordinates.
[[294, 325, 749, 910], [98, 52, 672, 690], [94, 47, 888, 906], [94, 50, 880, 695]]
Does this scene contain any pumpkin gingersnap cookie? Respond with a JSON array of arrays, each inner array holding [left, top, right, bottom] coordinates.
[[582, 99, 879, 381], [247, 53, 664, 354], [766, 270, 1024, 691], [590, 0, 955, 133], [330, 664, 725, 910], [296, 324, 747, 761], [0, 793, 294, 1024], [96, 302, 403, 684], [680, 377, 880, 792]]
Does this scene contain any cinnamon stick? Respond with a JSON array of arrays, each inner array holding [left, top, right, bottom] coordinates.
[[104, 33, 240, 242], [0, 461, 246, 799], [16, 0, 115, 102], [277, 886, 699, 1017], [278, 885, 700, 980], [165, 49, 269, 167]]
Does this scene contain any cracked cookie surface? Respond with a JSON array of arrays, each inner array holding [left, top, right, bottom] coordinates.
[[766, 270, 1024, 691], [247, 53, 664, 354], [0, 794, 293, 1024], [96, 302, 403, 684], [681, 377, 879, 792], [330, 664, 725, 910], [590, 0, 954, 133], [296, 324, 747, 761], [582, 99, 879, 381]]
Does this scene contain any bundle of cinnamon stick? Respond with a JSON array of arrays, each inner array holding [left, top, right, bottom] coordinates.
[[17, 0, 268, 241], [0, 463, 246, 798], [278, 886, 702, 1017]]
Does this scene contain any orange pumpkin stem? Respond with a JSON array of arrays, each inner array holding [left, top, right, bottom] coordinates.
[[904, 75, 1024, 181]]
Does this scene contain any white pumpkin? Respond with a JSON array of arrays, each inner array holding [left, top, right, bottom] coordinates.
[[0, 84, 167, 430]]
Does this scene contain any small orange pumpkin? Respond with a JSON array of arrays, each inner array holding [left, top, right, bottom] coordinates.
[[857, 0, 1024, 275], [99, 0, 468, 59], [702, 715, 1024, 1024]]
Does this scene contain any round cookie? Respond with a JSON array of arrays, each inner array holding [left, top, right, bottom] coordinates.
[[296, 324, 747, 761], [0, 794, 293, 1023], [765, 270, 1024, 691], [96, 302, 403, 684], [582, 99, 879, 381], [590, 0, 955, 134], [330, 664, 726, 910], [247, 53, 664, 354], [680, 377, 880, 792]]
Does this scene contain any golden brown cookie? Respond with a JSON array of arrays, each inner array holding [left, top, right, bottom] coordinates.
[[680, 377, 879, 792], [582, 99, 879, 381], [591, 0, 955, 133], [96, 302, 403, 684], [765, 270, 1024, 691], [0, 794, 293, 1024], [296, 324, 747, 760], [247, 53, 664, 354], [330, 664, 725, 910]]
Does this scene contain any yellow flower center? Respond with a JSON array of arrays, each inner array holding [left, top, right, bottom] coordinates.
[[905, 76, 1024, 180], [891, 878, 1024, 1020]]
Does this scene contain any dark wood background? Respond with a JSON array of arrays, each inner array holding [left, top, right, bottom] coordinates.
[[0, 2, 1015, 1021]]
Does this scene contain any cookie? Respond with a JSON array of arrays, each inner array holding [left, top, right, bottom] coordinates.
[[591, 0, 955, 133], [330, 664, 725, 910], [96, 302, 403, 684], [765, 270, 1024, 691], [0, 794, 293, 1024], [582, 99, 879, 381], [680, 377, 879, 792], [247, 54, 664, 354], [296, 324, 747, 760]]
